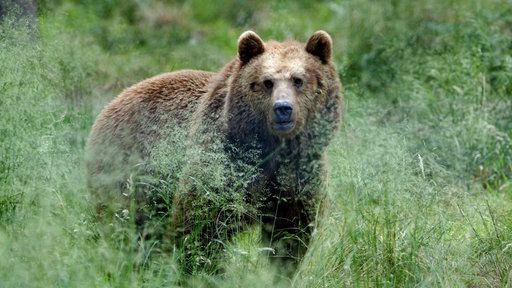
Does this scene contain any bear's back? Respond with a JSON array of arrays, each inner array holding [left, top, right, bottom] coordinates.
[[86, 69, 216, 186], [97, 70, 216, 127]]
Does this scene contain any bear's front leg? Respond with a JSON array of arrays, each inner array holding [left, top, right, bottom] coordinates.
[[170, 190, 227, 274], [171, 183, 254, 275], [260, 195, 317, 275], [259, 157, 327, 276]]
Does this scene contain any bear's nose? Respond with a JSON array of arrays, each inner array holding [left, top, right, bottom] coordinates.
[[273, 101, 293, 122]]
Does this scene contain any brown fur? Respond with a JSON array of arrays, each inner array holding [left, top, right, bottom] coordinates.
[[86, 70, 215, 218], [85, 31, 343, 274]]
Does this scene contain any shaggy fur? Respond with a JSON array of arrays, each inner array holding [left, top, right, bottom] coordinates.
[[85, 31, 343, 274]]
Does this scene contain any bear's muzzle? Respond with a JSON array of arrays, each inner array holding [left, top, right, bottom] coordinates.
[[272, 101, 295, 132]]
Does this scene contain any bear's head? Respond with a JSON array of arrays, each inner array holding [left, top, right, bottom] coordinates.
[[230, 30, 338, 140]]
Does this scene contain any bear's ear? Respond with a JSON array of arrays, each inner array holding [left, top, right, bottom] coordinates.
[[238, 31, 265, 64], [305, 30, 333, 64]]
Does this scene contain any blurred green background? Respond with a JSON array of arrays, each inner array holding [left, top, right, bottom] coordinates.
[[1, 0, 511, 286]]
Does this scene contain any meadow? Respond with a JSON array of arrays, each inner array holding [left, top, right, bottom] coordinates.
[[0, 0, 511, 286]]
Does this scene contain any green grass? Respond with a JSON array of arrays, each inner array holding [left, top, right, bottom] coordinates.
[[1, 0, 511, 286]]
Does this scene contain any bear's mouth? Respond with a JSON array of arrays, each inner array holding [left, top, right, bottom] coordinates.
[[273, 121, 295, 132]]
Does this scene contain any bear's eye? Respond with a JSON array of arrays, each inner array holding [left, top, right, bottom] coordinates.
[[293, 77, 303, 89], [263, 79, 274, 90], [250, 82, 258, 92]]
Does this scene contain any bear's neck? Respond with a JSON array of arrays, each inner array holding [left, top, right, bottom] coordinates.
[[225, 115, 311, 165]]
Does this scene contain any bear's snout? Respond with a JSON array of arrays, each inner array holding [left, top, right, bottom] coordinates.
[[273, 101, 293, 121], [272, 101, 295, 132]]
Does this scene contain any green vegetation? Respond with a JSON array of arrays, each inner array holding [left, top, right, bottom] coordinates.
[[1, 0, 511, 286]]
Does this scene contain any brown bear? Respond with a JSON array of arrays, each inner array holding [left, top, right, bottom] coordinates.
[[85, 30, 342, 275]]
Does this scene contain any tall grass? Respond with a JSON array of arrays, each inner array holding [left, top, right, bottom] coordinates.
[[0, 0, 511, 287]]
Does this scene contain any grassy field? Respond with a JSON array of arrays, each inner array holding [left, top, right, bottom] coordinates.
[[1, 0, 511, 287]]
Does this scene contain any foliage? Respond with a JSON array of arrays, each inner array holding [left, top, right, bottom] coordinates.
[[0, 0, 511, 287]]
